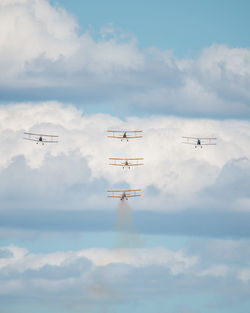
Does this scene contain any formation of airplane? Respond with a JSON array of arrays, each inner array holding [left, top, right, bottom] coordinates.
[[23, 129, 217, 202], [182, 137, 216, 148], [109, 158, 144, 169], [107, 130, 143, 200], [107, 130, 143, 141], [23, 132, 59, 145], [107, 189, 141, 201]]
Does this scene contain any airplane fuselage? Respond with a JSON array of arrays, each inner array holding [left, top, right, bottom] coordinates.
[[121, 132, 128, 142], [37, 136, 44, 145], [122, 161, 130, 169], [120, 192, 128, 200], [195, 138, 202, 148]]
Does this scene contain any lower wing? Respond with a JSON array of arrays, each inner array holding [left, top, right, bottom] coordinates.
[[109, 163, 144, 166], [23, 138, 58, 143], [182, 142, 197, 145]]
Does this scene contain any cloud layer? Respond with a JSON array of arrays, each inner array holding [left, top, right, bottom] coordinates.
[[1, 102, 250, 242], [0, 239, 250, 313], [1, 0, 250, 117], [1, 102, 250, 216]]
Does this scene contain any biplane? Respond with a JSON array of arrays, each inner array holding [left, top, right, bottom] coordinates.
[[107, 130, 143, 141], [23, 132, 59, 145], [182, 137, 216, 148], [107, 189, 142, 200], [109, 158, 144, 169]]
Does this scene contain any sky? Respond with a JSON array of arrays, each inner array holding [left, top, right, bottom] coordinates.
[[0, 1, 250, 312]]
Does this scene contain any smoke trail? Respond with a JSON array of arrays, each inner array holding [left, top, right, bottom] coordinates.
[[116, 199, 143, 249], [116, 199, 135, 233]]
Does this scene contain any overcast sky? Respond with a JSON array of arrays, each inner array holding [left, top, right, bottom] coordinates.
[[1, 1, 250, 313]]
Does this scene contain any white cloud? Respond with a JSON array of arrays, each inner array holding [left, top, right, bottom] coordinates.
[[238, 268, 250, 283], [0, 245, 198, 275], [0, 0, 143, 83], [0, 241, 249, 309], [199, 264, 229, 277], [0, 0, 79, 79], [1, 102, 250, 211], [0, 1, 250, 116]]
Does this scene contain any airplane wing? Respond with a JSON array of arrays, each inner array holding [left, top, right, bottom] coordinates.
[[107, 136, 142, 139], [42, 140, 59, 143], [182, 136, 198, 139], [107, 130, 142, 133], [109, 164, 125, 166], [23, 138, 40, 142], [200, 137, 217, 140], [182, 142, 197, 145], [128, 163, 144, 166], [24, 132, 59, 137], [107, 135, 124, 138], [107, 189, 141, 192], [23, 138, 58, 143], [109, 158, 144, 160], [107, 194, 141, 198], [182, 136, 216, 140], [123, 130, 143, 133], [109, 163, 144, 166]]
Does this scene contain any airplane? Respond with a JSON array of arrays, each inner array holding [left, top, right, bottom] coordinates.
[[107, 130, 143, 141], [107, 189, 142, 201], [23, 132, 59, 145], [109, 158, 144, 169], [182, 137, 216, 148]]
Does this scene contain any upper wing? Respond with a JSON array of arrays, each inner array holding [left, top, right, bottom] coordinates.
[[24, 132, 59, 137], [123, 130, 143, 133], [109, 158, 144, 160], [182, 136, 216, 140], [182, 136, 198, 140], [199, 137, 217, 140]]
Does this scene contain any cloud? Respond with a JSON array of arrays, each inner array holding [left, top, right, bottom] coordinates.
[[1, 102, 250, 216], [1, 1, 250, 117], [0, 242, 249, 312]]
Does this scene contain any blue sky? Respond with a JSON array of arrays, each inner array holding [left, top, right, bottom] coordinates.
[[54, 0, 250, 57], [0, 1, 250, 312]]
